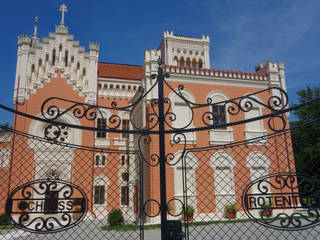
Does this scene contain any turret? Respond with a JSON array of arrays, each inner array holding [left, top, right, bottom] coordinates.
[[159, 31, 210, 69]]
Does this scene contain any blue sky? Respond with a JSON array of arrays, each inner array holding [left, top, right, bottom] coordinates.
[[0, 0, 319, 124]]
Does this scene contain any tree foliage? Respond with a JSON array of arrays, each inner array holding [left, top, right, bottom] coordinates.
[[291, 86, 320, 177]]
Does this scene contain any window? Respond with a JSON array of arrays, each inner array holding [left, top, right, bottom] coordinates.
[[95, 154, 106, 167], [96, 118, 107, 138], [170, 90, 196, 144], [121, 155, 129, 166], [52, 49, 56, 66], [246, 152, 270, 193], [121, 119, 130, 139], [122, 173, 129, 182], [210, 151, 236, 215], [44, 124, 70, 142], [101, 155, 106, 166], [198, 59, 203, 68], [121, 186, 129, 206], [65, 50, 68, 66], [95, 155, 99, 166], [246, 107, 261, 130], [214, 167, 235, 194], [94, 185, 105, 204], [212, 105, 226, 128]]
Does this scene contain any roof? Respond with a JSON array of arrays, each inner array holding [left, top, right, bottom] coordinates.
[[98, 62, 144, 80]]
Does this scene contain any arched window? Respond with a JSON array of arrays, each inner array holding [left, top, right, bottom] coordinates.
[[0, 148, 10, 168], [171, 151, 198, 213], [120, 154, 129, 166], [244, 95, 267, 144], [52, 49, 56, 66], [173, 56, 178, 66], [65, 50, 68, 67], [192, 58, 197, 68], [95, 110, 110, 147], [180, 57, 185, 67], [94, 153, 107, 167], [93, 174, 109, 213], [169, 89, 196, 144], [198, 59, 203, 68], [210, 151, 236, 216], [186, 58, 191, 67], [246, 152, 270, 193]]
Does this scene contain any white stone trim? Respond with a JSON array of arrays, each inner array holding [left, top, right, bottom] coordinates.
[[28, 111, 82, 149], [210, 151, 236, 169], [246, 151, 270, 168]]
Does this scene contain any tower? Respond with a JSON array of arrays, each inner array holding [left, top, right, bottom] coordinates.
[[13, 4, 100, 105], [158, 31, 210, 69]]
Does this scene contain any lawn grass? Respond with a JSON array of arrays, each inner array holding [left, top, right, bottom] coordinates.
[[0, 225, 14, 230], [101, 224, 161, 231], [100, 213, 318, 231]]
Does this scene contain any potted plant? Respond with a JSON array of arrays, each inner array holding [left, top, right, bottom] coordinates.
[[260, 200, 273, 217], [72, 198, 82, 220], [224, 202, 237, 219], [184, 205, 195, 222]]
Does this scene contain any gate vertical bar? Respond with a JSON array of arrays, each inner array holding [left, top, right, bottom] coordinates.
[[157, 60, 168, 240]]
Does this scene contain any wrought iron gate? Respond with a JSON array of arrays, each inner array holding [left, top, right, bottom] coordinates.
[[0, 62, 319, 240]]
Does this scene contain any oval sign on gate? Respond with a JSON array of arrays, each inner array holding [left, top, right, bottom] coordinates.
[[5, 179, 88, 234], [242, 173, 320, 231]]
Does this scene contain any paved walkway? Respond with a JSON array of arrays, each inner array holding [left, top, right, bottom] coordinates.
[[1, 220, 320, 240]]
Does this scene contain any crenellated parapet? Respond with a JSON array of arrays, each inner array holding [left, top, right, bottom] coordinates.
[[18, 35, 32, 46], [89, 42, 100, 52]]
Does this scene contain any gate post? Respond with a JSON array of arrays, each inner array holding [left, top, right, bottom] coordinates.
[[157, 60, 168, 240]]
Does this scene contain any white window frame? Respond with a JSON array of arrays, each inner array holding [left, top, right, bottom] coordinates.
[[207, 91, 234, 145]]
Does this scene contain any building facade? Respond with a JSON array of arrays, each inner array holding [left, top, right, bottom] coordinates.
[[0, 5, 294, 224]]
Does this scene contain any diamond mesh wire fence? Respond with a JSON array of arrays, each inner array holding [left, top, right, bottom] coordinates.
[[0, 127, 143, 240], [182, 124, 320, 240]]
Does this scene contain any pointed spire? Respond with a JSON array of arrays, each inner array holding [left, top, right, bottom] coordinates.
[[33, 17, 38, 37], [59, 4, 68, 25]]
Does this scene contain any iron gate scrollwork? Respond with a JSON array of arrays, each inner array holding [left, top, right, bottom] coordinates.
[[1, 60, 320, 240], [5, 178, 87, 233]]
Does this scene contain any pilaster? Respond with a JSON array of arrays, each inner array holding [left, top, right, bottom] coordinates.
[[86, 42, 100, 105]]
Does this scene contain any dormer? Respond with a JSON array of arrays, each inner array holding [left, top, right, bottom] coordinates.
[[158, 31, 210, 69]]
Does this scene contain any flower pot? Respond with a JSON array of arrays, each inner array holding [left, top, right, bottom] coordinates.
[[226, 210, 237, 219], [261, 209, 272, 217], [73, 206, 82, 220], [187, 214, 194, 222]]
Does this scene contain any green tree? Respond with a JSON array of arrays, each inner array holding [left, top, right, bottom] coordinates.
[[291, 86, 320, 177]]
